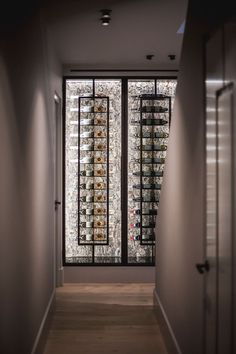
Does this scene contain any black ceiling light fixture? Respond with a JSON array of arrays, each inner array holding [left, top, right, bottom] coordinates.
[[100, 9, 112, 26]]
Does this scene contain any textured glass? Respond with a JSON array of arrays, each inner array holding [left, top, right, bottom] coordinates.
[[65, 79, 121, 263], [127, 79, 177, 263], [65, 80, 93, 263], [65, 78, 176, 265]]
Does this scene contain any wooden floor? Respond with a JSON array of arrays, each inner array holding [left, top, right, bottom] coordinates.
[[43, 283, 168, 354]]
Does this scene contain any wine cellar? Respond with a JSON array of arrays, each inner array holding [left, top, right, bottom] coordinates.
[[64, 77, 176, 265]]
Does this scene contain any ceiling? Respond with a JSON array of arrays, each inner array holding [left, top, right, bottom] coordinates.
[[45, 0, 188, 70]]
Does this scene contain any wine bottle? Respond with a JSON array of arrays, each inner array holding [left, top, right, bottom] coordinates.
[[95, 143, 106, 151], [94, 207, 106, 215], [80, 144, 94, 151], [135, 209, 158, 215], [133, 184, 161, 190], [142, 234, 155, 241], [94, 168, 106, 177], [133, 171, 163, 177], [95, 117, 106, 125], [80, 221, 93, 228], [94, 233, 106, 240], [155, 132, 169, 138], [94, 156, 106, 164], [135, 144, 167, 151], [80, 156, 94, 164], [79, 183, 94, 190], [131, 235, 141, 241], [80, 195, 94, 202], [133, 132, 169, 138], [79, 209, 94, 215], [130, 119, 168, 126], [139, 93, 167, 99], [94, 130, 106, 138], [80, 131, 94, 138], [94, 220, 106, 228], [133, 196, 159, 202], [95, 182, 106, 190], [141, 106, 168, 113], [94, 105, 106, 113], [79, 170, 94, 177], [80, 119, 94, 126], [80, 233, 93, 241], [134, 157, 165, 164], [80, 106, 94, 113], [130, 222, 156, 228], [94, 194, 106, 202]]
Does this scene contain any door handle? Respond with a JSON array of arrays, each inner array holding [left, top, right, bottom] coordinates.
[[55, 200, 61, 206], [196, 260, 210, 274]]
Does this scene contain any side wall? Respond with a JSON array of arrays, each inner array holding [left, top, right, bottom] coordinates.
[[155, 4, 206, 354], [0, 15, 62, 354], [155, 1, 236, 354]]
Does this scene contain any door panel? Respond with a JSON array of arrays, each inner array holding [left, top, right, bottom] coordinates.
[[205, 28, 224, 354], [205, 24, 235, 354], [217, 85, 233, 354]]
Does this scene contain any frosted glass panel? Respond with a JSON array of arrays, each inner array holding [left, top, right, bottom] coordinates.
[[127, 79, 177, 263], [65, 79, 122, 263], [65, 77, 177, 265]]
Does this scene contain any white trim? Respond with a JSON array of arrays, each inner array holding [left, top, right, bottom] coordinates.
[[31, 290, 55, 354], [153, 289, 182, 354]]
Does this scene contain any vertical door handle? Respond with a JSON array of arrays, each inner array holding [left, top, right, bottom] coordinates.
[[196, 260, 210, 274]]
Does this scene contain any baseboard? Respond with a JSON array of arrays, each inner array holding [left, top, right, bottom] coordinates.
[[31, 290, 55, 354], [153, 288, 182, 354]]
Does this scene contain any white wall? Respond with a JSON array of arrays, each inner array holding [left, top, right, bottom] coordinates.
[[0, 13, 62, 354], [154, 1, 236, 354]]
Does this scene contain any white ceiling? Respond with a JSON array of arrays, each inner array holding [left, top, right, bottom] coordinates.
[[45, 0, 188, 70]]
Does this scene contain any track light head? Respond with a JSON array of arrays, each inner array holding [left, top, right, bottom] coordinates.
[[100, 9, 112, 26]]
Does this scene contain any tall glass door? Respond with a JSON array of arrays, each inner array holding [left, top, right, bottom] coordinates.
[[64, 77, 176, 265]]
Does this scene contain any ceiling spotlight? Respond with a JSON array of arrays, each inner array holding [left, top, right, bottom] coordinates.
[[100, 9, 112, 26]]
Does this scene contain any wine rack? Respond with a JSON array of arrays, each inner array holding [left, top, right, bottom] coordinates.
[[78, 96, 109, 245], [131, 93, 171, 245]]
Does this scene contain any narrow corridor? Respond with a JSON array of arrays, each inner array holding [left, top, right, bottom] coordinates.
[[43, 284, 168, 354]]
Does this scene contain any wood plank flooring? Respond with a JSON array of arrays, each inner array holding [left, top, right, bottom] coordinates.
[[43, 283, 168, 354]]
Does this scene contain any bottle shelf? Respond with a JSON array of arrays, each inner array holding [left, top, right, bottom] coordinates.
[[134, 157, 165, 164], [130, 93, 171, 245], [134, 145, 167, 151], [130, 119, 168, 126], [133, 184, 161, 190], [78, 96, 110, 245], [133, 171, 163, 177], [133, 197, 159, 203], [131, 234, 155, 241], [133, 132, 169, 138], [134, 209, 157, 215], [130, 222, 156, 229]]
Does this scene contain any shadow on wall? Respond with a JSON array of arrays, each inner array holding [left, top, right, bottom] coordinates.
[[0, 15, 56, 352]]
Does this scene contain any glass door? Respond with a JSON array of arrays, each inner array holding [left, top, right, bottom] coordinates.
[[64, 77, 176, 265], [65, 79, 122, 264]]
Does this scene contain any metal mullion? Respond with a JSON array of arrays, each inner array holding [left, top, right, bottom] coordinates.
[[93, 81, 95, 261], [121, 79, 128, 264], [107, 96, 110, 246], [140, 98, 143, 244], [78, 97, 81, 244]]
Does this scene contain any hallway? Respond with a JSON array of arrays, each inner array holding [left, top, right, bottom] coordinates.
[[43, 284, 168, 354]]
